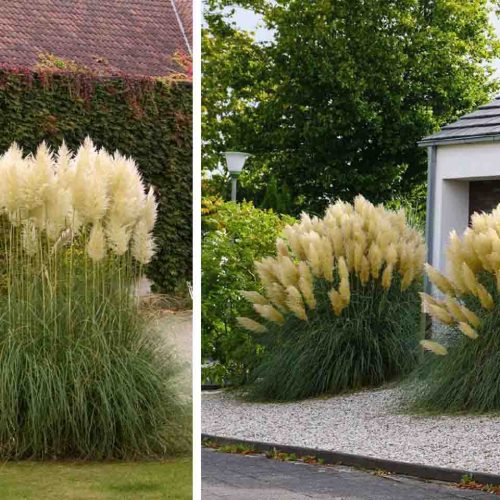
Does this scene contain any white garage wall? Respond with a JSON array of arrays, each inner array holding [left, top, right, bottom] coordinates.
[[431, 142, 500, 272]]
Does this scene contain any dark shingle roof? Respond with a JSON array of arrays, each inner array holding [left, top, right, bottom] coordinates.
[[420, 97, 500, 146], [0, 0, 192, 77]]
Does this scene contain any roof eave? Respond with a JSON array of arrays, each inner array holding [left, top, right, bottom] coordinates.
[[418, 133, 500, 147]]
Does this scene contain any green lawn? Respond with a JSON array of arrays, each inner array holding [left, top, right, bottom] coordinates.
[[0, 458, 192, 499]]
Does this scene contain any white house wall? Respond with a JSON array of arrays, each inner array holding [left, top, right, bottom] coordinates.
[[432, 142, 500, 272]]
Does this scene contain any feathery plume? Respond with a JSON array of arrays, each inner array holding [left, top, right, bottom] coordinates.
[[420, 340, 447, 356], [253, 304, 285, 324], [285, 286, 308, 321], [297, 262, 316, 309], [457, 322, 479, 340], [328, 288, 348, 316], [87, 222, 106, 262], [425, 264, 455, 296], [236, 317, 268, 333], [240, 290, 268, 306]]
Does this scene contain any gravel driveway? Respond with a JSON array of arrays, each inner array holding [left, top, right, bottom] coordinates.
[[202, 387, 500, 474]]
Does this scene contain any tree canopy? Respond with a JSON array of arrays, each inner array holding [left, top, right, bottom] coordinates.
[[203, 0, 500, 214]]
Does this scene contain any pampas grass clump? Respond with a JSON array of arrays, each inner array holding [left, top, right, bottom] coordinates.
[[238, 195, 425, 401], [0, 139, 189, 459], [414, 205, 500, 412]]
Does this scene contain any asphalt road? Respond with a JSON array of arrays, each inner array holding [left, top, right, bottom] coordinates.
[[202, 448, 497, 500]]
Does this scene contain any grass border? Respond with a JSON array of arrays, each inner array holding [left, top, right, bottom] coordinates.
[[201, 433, 500, 487]]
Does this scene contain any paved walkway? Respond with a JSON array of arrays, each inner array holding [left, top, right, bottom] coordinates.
[[202, 448, 497, 500]]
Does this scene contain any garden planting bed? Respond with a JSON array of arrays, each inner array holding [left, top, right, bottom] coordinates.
[[202, 387, 500, 474]]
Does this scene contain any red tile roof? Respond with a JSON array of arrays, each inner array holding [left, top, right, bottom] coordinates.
[[0, 0, 192, 77], [173, 0, 192, 50]]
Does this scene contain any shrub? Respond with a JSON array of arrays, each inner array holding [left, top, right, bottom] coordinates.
[[239, 196, 425, 401], [416, 205, 500, 412], [0, 68, 192, 292], [201, 199, 294, 385], [0, 140, 189, 459]]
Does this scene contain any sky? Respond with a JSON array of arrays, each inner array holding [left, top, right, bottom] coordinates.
[[228, 6, 273, 42]]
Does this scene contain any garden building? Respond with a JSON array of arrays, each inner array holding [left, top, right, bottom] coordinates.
[[420, 97, 500, 278]]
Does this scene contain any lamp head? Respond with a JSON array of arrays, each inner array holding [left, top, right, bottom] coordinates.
[[224, 151, 251, 177]]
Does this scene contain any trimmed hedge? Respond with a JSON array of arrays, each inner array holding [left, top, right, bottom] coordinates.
[[0, 67, 192, 292]]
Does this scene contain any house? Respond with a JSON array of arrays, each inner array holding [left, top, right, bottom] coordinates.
[[0, 0, 192, 77], [419, 97, 500, 281]]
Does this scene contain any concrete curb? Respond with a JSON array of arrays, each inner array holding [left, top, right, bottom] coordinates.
[[201, 433, 500, 486]]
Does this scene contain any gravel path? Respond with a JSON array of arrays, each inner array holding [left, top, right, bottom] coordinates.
[[202, 387, 500, 474], [150, 309, 192, 398]]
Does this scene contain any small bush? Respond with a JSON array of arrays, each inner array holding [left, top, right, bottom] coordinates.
[[0, 140, 189, 459], [201, 199, 294, 385], [239, 196, 425, 401], [415, 205, 500, 412]]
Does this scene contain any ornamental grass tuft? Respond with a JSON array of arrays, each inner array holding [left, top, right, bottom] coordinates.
[[0, 139, 190, 459], [238, 196, 425, 401], [413, 204, 500, 413]]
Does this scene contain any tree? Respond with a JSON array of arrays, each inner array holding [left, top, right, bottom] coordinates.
[[203, 0, 500, 214]]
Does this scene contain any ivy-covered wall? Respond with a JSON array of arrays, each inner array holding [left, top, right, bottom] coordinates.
[[0, 68, 192, 292]]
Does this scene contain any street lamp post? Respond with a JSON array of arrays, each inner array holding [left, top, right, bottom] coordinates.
[[223, 151, 250, 202]]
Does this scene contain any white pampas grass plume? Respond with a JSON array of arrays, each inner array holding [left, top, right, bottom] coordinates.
[[459, 305, 481, 328], [143, 186, 157, 233], [400, 268, 414, 291], [319, 237, 334, 281], [266, 282, 288, 310], [0, 143, 24, 213], [368, 243, 383, 279], [276, 238, 289, 257], [337, 257, 350, 304], [461, 263, 479, 295], [457, 322, 479, 340], [297, 262, 316, 309], [105, 219, 132, 256], [45, 184, 72, 239], [72, 162, 109, 224], [284, 226, 306, 260], [87, 222, 106, 261], [329, 227, 344, 257], [131, 221, 156, 264], [385, 243, 398, 266], [22, 143, 55, 210], [328, 288, 348, 316], [419, 292, 441, 313], [476, 283, 494, 310], [444, 298, 468, 323], [253, 304, 285, 324], [427, 304, 454, 325], [236, 317, 267, 333], [107, 155, 146, 227], [381, 264, 393, 290], [359, 255, 370, 285], [424, 264, 455, 296], [420, 339, 447, 356], [240, 290, 268, 306], [255, 257, 280, 288], [277, 255, 299, 287], [285, 286, 308, 321]]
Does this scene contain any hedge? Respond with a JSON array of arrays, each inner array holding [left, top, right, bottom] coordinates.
[[0, 67, 192, 292]]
